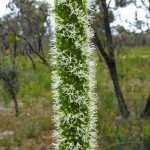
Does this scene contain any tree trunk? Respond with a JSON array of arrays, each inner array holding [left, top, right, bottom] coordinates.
[[106, 57, 130, 117], [19, 35, 48, 65], [13, 35, 17, 58], [12, 92, 19, 117], [94, 33, 130, 117], [26, 49, 36, 70], [142, 94, 150, 117]]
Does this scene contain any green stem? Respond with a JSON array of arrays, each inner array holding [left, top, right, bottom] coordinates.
[[51, 0, 97, 149]]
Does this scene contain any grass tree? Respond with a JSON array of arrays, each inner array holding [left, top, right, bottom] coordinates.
[[51, 0, 97, 149]]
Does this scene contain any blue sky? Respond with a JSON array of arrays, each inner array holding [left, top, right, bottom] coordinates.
[[0, 0, 149, 31]]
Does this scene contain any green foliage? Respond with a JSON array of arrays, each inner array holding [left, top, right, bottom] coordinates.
[[0, 47, 150, 149], [97, 47, 150, 150], [2, 94, 11, 105], [7, 32, 20, 44], [0, 64, 19, 116], [143, 125, 150, 149], [0, 65, 19, 100], [0, 57, 52, 148], [18, 56, 51, 99]]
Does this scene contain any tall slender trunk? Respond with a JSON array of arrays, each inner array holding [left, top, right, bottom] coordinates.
[[26, 49, 36, 70], [12, 92, 19, 117], [142, 94, 150, 117], [93, 0, 130, 117], [14, 37, 17, 58], [106, 57, 130, 117], [94, 33, 130, 117]]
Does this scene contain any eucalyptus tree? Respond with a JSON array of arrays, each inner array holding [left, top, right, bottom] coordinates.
[[51, 0, 97, 149], [6, 0, 51, 67], [93, 0, 130, 117]]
